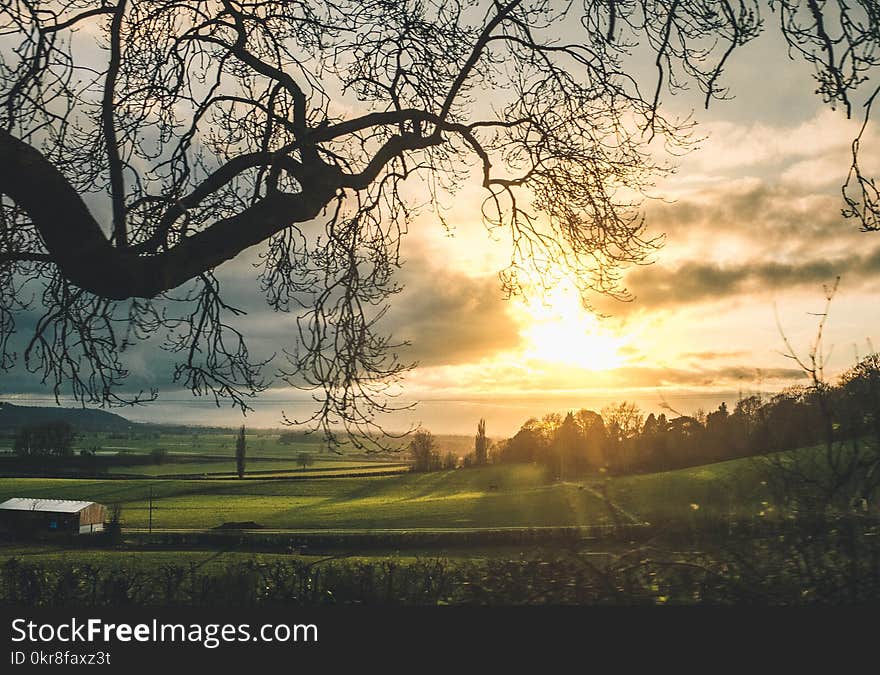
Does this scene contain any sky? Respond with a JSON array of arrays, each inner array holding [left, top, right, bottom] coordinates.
[[3, 12, 880, 436]]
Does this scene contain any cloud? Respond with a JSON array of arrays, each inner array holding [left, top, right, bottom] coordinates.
[[619, 247, 880, 311], [390, 253, 520, 367], [591, 177, 880, 316], [645, 182, 861, 257], [0, 240, 522, 402], [613, 365, 805, 388], [226, 249, 521, 369], [680, 350, 747, 361], [403, 357, 806, 396], [684, 109, 864, 176]]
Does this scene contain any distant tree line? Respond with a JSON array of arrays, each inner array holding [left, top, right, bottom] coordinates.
[[489, 354, 880, 478], [12, 421, 75, 457]]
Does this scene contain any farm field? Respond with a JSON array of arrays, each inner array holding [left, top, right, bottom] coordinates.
[[61, 429, 469, 455], [0, 465, 620, 530], [0, 425, 421, 480], [71, 430, 365, 459], [2, 443, 876, 607], [0, 451, 786, 534], [105, 459, 406, 476], [608, 454, 775, 523]]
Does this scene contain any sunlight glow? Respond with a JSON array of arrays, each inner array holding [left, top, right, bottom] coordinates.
[[516, 282, 629, 371]]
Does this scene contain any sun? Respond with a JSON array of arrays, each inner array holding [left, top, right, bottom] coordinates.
[[515, 282, 628, 371]]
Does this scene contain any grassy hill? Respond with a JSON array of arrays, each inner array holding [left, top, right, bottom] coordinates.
[[607, 454, 774, 524], [0, 402, 135, 434]]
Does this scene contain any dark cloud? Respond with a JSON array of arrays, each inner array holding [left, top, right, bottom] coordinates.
[[390, 259, 520, 367], [706, 366, 805, 383], [514, 365, 807, 390], [582, 182, 880, 315], [214, 249, 520, 369], [644, 184, 864, 255], [607, 245, 880, 312], [0, 243, 521, 400]]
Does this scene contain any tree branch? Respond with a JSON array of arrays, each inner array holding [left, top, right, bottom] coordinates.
[[0, 128, 338, 298], [103, 0, 127, 248]]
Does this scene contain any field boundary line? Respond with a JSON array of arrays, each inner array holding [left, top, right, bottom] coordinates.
[[576, 482, 646, 526]]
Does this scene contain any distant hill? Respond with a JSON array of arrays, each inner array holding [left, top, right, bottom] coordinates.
[[0, 402, 135, 433]]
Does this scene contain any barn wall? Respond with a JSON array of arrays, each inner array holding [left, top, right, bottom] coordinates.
[[0, 511, 79, 534], [79, 503, 106, 526]]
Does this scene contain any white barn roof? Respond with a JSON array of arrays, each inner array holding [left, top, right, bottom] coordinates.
[[0, 498, 96, 513]]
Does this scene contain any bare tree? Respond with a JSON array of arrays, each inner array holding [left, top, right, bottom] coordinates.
[[2, 1, 879, 446], [602, 401, 644, 443], [770, 279, 880, 512], [409, 428, 439, 472]]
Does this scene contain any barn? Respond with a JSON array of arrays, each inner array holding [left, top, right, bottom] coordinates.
[[0, 498, 106, 535]]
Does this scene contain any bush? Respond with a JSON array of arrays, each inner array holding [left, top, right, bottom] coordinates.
[[2, 521, 879, 606], [104, 503, 123, 544], [150, 447, 169, 464]]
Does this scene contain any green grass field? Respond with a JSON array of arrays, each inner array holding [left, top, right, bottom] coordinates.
[[1, 440, 873, 607], [64, 429, 477, 462], [0, 428, 818, 536], [72, 430, 361, 459], [607, 455, 774, 523], [106, 459, 405, 476], [0, 465, 619, 530], [0, 426, 414, 478], [0, 453, 790, 532]]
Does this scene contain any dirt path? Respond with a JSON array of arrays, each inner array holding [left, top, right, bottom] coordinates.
[[575, 482, 646, 526]]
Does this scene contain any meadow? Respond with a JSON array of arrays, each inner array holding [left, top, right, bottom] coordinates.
[[608, 454, 775, 523], [68, 428, 477, 461], [2, 436, 877, 606], [0, 465, 617, 530], [73, 428, 339, 458], [0, 454, 780, 532], [106, 459, 406, 477], [0, 427, 411, 478]]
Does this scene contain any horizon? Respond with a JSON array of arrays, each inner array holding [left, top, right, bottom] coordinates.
[[0, 385, 801, 437]]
